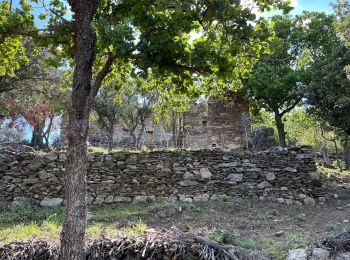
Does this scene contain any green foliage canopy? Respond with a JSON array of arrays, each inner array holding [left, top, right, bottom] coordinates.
[[303, 12, 350, 136], [245, 15, 307, 115], [0, 1, 35, 77]]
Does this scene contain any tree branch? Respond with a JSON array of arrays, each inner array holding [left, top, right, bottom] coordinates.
[[280, 96, 302, 116], [87, 51, 116, 110]]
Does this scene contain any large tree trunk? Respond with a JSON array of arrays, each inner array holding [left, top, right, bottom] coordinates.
[[60, 1, 99, 259], [274, 112, 287, 147]]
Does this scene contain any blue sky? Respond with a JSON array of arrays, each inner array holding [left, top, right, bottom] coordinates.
[[291, 0, 335, 14], [262, 0, 335, 17]]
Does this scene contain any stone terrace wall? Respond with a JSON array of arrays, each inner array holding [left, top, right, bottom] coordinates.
[[0, 147, 324, 206]]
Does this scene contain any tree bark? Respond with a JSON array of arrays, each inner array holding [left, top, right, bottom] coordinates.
[[43, 115, 54, 150], [131, 131, 137, 149], [60, 1, 99, 259], [30, 121, 45, 148], [107, 127, 114, 153], [136, 116, 146, 150], [171, 111, 176, 147], [322, 143, 330, 165], [177, 113, 184, 148], [274, 112, 287, 147]]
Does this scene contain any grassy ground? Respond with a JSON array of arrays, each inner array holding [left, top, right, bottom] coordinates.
[[1, 198, 350, 260], [87, 146, 140, 154], [318, 165, 350, 178], [86, 146, 184, 154]]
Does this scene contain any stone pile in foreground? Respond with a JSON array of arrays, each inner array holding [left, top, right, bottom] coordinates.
[[287, 231, 350, 260]]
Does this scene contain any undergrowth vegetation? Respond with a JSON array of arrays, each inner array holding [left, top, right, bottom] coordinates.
[[0, 199, 349, 260]]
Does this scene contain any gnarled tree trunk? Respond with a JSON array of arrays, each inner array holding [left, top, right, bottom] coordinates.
[[60, 1, 99, 259]]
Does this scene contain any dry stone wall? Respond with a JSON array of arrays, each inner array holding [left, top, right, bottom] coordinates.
[[0, 146, 325, 206]]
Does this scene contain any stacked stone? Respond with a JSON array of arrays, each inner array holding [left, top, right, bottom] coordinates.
[[0, 146, 323, 206], [250, 126, 276, 150]]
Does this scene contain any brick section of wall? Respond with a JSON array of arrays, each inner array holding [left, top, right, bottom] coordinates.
[[0, 146, 325, 206], [183, 92, 250, 150]]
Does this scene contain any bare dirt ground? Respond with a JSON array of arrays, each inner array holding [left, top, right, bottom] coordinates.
[[87, 192, 350, 259]]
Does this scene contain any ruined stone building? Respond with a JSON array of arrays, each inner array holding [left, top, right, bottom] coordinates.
[[183, 92, 250, 150], [58, 92, 250, 150]]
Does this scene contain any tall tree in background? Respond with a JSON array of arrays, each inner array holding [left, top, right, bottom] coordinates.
[[1, 70, 64, 148], [117, 90, 157, 149], [0, 58, 64, 149], [245, 15, 307, 146], [333, 0, 350, 77], [304, 13, 350, 169], [2, 94, 58, 148], [0, 1, 34, 80], [93, 86, 121, 153], [0, 2, 63, 149], [0, 42, 55, 95], [333, 0, 350, 46]]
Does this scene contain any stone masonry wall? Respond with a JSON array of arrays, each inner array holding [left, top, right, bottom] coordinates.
[[0, 146, 324, 206], [183, 92, 250, 150]]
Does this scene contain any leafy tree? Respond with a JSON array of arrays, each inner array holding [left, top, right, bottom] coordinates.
[[4, 0, 291, 257], [245, 15, 307, 146], [1, 82, 63, 149], [0, 41, 56, 95], [303, 12, 350, 168], [0, 2, 63, 148], [305, 44, 350, 135], [333, 0, 350, 46], [0, 1, 35, 78], [0, 39, 65, 150], [332, 0, 350, 77], [252, 108, 343, 164], [306, 42, 350, 168], [117, 90, 157, 149], [93, 86, 121, 153], [284, 109, 342, 163], [284, 108, 319, 146]]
